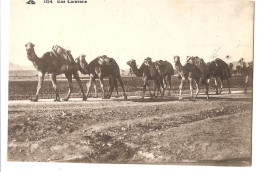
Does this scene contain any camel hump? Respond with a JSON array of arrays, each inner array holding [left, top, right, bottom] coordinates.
[[158, 60, 174, 75], [98, 55, 119, 69], [215, 58, 231, 78], [164, 61, 174, 74]]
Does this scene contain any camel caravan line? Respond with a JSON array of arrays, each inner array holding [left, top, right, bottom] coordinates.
[[25, 42, 249, 102]]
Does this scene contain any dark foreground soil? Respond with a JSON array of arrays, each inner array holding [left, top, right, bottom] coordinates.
[[8, 92, 252, 166]]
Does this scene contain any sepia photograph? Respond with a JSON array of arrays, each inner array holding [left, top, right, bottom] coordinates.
[[1, 0, 259, 171]]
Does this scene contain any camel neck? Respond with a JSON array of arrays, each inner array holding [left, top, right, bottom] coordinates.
[[175, 61, 183, 72], [175, 61, 183, 67], [130, 63, 143, 77], [81, 61, 90, 74], [27, 49, 46, 72], [27, 49, 39, 63]]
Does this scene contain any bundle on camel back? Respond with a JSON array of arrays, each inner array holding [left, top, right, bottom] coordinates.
[[25, 42, 87, 102], [207, 58, 232, 94], [52, 45, 75, 66], [75, 54, 127, 99]]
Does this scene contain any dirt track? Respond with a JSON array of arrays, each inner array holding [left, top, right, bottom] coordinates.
[[8, 92, 252, 166]]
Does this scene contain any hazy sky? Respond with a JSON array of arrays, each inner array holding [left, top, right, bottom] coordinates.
[[10, 0, 254, 69]]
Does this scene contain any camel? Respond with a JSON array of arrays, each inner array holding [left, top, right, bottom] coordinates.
[[207, 58, 232, 94], [75, 55, 127, 99], [75, 54, 121, 98], [154, 60, 174, 95], [186, 56, 210, 99], [143, 58, 168, 96], [25, 42, 87, 102], [74, 55, 99, 98], [127, 59, 164, 99], [240, 61, 253, 93], [174, 56, 202, 100]]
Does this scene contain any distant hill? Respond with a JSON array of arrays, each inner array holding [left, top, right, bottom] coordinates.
[[9, 62, 23, 70], [9, 62, 35, 71]]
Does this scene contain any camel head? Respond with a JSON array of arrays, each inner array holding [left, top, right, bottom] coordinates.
[[173, 56, 180, 64], [154, 60, 164, 75], [197, 57, 205, 65], [127, 59, 136, 67], [75, 54, 89, 74], [25, 42, 36, 61], [25, 42, 34, 50], [144, 57, 152, 66]]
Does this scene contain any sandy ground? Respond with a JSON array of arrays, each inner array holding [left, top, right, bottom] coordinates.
[[8, 91, 252, 166]]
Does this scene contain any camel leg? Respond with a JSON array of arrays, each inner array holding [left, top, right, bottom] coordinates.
[[99, 77, 106, 99], [166, 75, 172, 96], [114, 78, 120, 98], [244, 75, 249, 93], [93, 79, 98, 98], [227, 78, 231, 94], [73, 72, 87, 101], [163, 77, 167, 95], [63, 73, 73, 101], [142, 77, 150, 99], [147, 81, 153, 98], [219, 79, 223, 94], [106, 76, 115, 99], [189, 78, 194, 101], [117, 76, 127, 99], [155, 78, 162, 98], [86, 77, 94, 99], [178, 78, 185, 100], [163, 77, 167, 90], [159, 77, 165, 98], [105, 76, 112, 99], [194, 79, 200, 100], [142, 78, 147, 99], [32, 71, 45, 102], [153, 80, 158, 98], [106, 78, 111, 97], [50, 73, 60, 102], [214, 78, 219, 95], [205, 79, 209, 100], [154, 77, 163, 98]]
